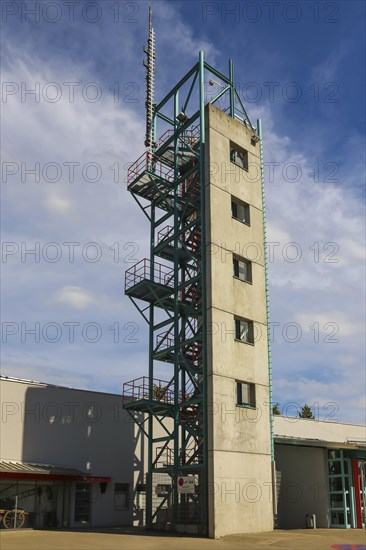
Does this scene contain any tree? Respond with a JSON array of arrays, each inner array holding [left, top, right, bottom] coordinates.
[[298, 404, 315, 419], [272, 403, 281, 415], [152, 385, 169, 402]]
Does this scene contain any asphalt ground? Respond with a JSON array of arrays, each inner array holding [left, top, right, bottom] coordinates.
[[1, 527, 366, 550]]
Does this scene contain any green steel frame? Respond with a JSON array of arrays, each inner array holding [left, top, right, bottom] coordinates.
[[258, 120, 276, 521], [327, 449, 364, 529], [123, 52, 266, 534], [328, 449, 353, 528]]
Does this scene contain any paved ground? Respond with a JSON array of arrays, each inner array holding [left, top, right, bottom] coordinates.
[[1, 527, 365, 550]]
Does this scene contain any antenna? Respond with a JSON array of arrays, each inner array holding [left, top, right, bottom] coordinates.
[[143, 6, 155, 152]]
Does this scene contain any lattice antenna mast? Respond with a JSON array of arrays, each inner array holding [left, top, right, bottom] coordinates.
[[144, 6, 155, 152]]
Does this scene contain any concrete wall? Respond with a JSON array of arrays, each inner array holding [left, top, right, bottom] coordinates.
[[205, 104, 273, 538], [274, 415, 366, 445], [273, 416, 366, 530], [0, 378, 145, 527], [275, 444, 329, 529]]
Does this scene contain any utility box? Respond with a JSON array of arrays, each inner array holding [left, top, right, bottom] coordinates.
[[305, 513, 316, 529]]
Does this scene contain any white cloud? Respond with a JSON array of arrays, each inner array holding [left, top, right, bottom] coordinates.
[[44, 194, 72, 213], [310, 42, 349, 83], [296, 312, 363, 338], [52, 286, 96, 310], [157, 1, 219, 65], [338, 238, 365, 263]]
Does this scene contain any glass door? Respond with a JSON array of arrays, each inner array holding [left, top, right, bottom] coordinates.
[[328, 450, 354, 528], [359, 460, 366, 528], [74, 483, 90, 525]]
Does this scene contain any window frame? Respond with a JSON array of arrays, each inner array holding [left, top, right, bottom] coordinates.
[[236, 381, 256, 409], [74, 482, 91, 524], [234, 317, 255, 345], [230, 141, 249, 171], [231, 198, 250, 226], [114, 482, 130, 510], [233, 255, 252, 284]]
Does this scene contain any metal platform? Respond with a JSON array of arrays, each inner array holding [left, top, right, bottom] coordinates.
[[155, 127, 200, 169], [123, 398, 175, 416], [154, 227, 192, 262], [153, 332, 175, 363], [123, 376, 179, 416], [125, 279, 174, 305], [127, 151, 175, 210], [158, 148, 196, 169], [125, 259, 174, 306]]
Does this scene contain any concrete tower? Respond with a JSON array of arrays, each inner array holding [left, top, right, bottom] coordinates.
[[206, 104, 273, 537]]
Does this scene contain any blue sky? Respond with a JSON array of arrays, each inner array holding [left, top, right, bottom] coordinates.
[[1, 0, 365, 423]]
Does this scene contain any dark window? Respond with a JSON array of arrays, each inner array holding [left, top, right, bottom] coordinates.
[[74, 483, 90, 523], [235, 318, 254, 344], [233, 256, 252, 283], [114, 483, 129, 509], [156, 484, 171, 497], [230, 142, 248, 171], [231, 199, 250, 225], [236, 381, 256, 408]]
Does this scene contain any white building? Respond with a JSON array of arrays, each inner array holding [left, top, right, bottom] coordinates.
[[274, 415, 366, 529], [1, 376, 365, 531], [0, 377, 145, 529]]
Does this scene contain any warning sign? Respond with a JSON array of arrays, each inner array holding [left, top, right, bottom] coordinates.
[[177, 476, 195, 494]]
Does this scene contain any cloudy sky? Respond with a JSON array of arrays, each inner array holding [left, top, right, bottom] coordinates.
[[1, 0, 365, 424]]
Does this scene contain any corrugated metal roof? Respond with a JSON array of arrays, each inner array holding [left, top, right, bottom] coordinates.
[[0, 460, 86, 477]]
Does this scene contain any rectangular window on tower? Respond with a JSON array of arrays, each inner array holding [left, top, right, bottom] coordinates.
[[231, 198, 250, 225], [230, 141, 249, 171], [233, 255, 252, 283], [235, 317, 254, 344], [236, 381, 256, 408]]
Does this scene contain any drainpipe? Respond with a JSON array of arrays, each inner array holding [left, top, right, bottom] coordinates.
[[257, 118, 276, 523]]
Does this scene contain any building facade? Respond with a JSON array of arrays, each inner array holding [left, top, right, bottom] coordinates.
[[1, 377, 365, 532], [274, 416, 366, 530], [0, 377, 144, 530]]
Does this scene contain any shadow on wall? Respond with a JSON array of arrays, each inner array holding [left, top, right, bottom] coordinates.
[[275, 444, 329, 529], [11, 385, 144, 529]]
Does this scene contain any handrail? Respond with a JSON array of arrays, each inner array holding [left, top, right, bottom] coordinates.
[[157, 225, 201, 252], [157, 225, 174, 245], [127, 151, 174, 185], [125, 258, 175, 291], [156, 331, 174, 351], [157, 126, 200, 150], [156, 446, 174, 466], [122, 376, 177, 404]]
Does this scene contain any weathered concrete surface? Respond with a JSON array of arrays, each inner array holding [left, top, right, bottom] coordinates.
[[1, 528, 365, 550], [206, 103, 272, 537]]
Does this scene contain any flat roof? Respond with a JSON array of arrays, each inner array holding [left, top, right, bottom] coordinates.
[[274, 415, 366, 449], [0, 375, 121, 398]]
